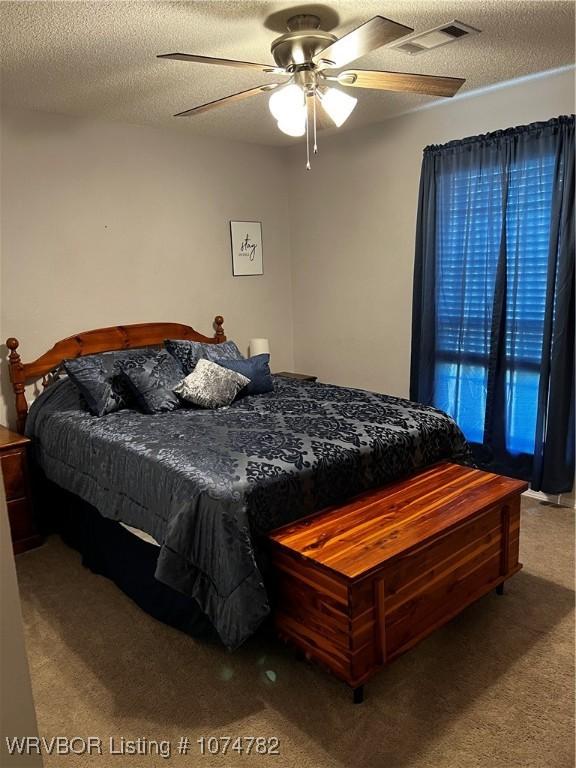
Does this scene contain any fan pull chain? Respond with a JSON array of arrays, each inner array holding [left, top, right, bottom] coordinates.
[[313, 95, 318, 155], [306, 98, 311, 171]]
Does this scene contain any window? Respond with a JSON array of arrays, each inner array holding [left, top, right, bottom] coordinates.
[[433, 153, 556, 455]]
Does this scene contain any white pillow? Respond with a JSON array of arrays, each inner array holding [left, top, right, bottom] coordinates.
[[174, 359, 250, 409]]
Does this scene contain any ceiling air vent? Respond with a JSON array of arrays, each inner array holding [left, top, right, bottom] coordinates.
[[390, 20, 480, 55]]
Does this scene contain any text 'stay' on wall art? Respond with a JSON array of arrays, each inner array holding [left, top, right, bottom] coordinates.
[[230, 221, 263, 276]]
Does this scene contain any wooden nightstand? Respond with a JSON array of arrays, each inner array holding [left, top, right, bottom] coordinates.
[[0, 425, 42, 554], [275, 372, 317, 382]]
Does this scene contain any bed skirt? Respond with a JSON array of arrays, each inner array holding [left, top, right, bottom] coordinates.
[[37, 474, 221, 643]]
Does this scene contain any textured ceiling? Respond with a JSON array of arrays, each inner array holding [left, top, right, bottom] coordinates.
[[1, 1, 574, 146]]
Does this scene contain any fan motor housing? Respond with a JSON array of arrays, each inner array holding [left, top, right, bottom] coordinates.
[[271, 14, 336, 70]]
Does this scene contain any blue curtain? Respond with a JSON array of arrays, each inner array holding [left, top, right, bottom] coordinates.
[[410, 115, 574, 494]]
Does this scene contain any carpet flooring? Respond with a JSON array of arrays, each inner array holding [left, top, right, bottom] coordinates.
[[15, 498, 575, 768]]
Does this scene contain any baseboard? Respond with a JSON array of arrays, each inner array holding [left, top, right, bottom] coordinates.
[[523, 488, 576, 509]]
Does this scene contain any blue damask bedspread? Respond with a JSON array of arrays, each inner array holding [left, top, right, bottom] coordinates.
[[26, 375, 470, 648]]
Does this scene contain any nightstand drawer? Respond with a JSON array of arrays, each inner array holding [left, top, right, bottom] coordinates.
[[1, 450, 27, 500], [0, 424, 41, 554]]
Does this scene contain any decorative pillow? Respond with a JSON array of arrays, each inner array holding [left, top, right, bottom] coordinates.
[[165, 339, 244, 375], [64, 348, 158, 416], [64, 355, 118, 416], [174, 359, 250, 409], [203, 340, 244, 362], [120, 350, 183, 414], [217, 354, 273, 397]]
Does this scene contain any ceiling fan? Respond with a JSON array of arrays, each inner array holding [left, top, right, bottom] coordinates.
[[158, 12, 466, 168]]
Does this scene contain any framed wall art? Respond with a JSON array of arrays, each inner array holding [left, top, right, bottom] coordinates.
[[230, 221, 263, 276]]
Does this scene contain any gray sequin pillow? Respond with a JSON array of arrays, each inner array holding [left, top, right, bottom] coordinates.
[[174, 359, 250, 409]]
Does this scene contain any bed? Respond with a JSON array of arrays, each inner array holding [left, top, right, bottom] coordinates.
[[7, 317, 471, 649]]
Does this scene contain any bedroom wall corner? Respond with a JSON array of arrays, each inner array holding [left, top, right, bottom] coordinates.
[[0, 109, 295, 427]]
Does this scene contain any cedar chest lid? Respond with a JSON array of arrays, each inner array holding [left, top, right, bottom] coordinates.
[[269, 463, 528, 580]]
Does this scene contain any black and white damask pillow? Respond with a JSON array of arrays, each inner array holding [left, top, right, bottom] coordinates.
[[165, 339, 244, 375], [63, 348, 155, 416], [121, 350, 183, 414], [174, 359, 250, 409], [64, 354, 120, 416], [203, 340, 244, 362]]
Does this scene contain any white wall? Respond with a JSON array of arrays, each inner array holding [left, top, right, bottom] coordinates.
[[285, 67, 575, 397], [0, 109, 295, 426]]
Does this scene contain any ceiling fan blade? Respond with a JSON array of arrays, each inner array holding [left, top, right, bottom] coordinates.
[[332, 69, 465, 97], [158, 53, 283, 74], [174, 83, 281, 117], [313, 16, 413, 69]]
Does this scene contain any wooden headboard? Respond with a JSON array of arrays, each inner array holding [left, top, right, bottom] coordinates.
[[6, 315, 226, 433]]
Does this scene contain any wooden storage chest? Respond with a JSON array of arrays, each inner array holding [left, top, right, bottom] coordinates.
[[269, 462, 527, 702]]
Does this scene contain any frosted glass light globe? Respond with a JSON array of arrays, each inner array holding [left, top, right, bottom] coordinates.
[[269, 84, 305, 121], [320, 87, 358, 127], [277, 112, 306, 136]]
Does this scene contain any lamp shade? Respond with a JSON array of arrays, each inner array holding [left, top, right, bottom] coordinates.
[[320, 87, 358, 127], [277, 114, 306, 137], [269, 84, 306, 137], [269, 84, 304, 120], [249, 338, 270, 357]]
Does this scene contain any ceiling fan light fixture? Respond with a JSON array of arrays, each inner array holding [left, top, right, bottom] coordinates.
[[160, 13, 466, 169], [277, 114, 306, 137], [319, 87, 358, 127], [268, 83, 305, 121]]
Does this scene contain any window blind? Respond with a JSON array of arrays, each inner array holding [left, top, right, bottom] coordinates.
[[433, 153, 556, 455]]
